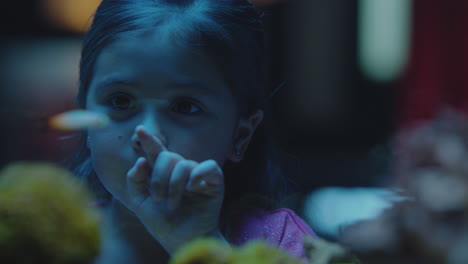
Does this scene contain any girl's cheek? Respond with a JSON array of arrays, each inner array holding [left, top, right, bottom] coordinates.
[[170, 133, 230, 164], [90, 140, 128, 196], [89, 130, 125, 167]]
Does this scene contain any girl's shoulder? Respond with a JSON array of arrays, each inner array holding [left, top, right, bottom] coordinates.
[[228, 207, 316, 260]]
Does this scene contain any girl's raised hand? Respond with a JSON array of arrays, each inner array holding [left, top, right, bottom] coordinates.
[[124, 125, 226, 254]]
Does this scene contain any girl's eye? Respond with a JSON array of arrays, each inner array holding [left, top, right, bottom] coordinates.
[[107, 93, 134, 110], [171, 100, 203, 115]]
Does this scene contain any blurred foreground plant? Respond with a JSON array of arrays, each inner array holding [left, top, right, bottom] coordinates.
[[303, 236, 361, 264], [170, 238, 303, 264], [339, 110, 468, 264], [0, 162, 101, 264], [170, 236, 361, 264]]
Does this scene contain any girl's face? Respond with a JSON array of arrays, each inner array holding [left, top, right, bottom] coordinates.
[[85, 32, 240, 202]]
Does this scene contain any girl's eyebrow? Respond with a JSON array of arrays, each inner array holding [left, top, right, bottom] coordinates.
[[166, 80, 218, 96], [94, 77, 136, 91], [93, 76, 218, 96]]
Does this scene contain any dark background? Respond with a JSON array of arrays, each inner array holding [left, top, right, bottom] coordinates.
[[4, 0, 465, 202], [0, 0, 399, 193]]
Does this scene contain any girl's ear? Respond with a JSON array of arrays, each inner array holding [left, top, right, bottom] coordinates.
[[228, 109, 264, 163]]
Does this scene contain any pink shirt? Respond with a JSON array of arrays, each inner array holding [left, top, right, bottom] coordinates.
[[91, 201, 316, 261], [228, 208, 316, 262]]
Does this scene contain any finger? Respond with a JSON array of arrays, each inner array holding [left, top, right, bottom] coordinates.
[[127, 157, 152, 204], [135, 125, 168, 166], [151, 151, 183, 202], [167, 160, 198, 209], [186, 160, 224, 195]]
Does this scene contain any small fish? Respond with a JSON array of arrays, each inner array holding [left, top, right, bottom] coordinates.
[[48, 110, 110, 131]]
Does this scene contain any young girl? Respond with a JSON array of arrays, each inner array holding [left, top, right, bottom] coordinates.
[[69, 0, 315, 263]]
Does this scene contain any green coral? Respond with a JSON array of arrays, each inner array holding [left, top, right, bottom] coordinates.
[[170, 236, 363, 264], [170, 239, 302, 264], [0, 162, 101, 264], [233, 240, 303, 264], [169, 238, 233, 264]]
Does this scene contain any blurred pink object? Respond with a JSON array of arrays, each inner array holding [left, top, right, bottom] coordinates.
[[229, 208, 316, 262]]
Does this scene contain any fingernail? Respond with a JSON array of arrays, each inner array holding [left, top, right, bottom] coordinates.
[[127, 166, 134, 177]]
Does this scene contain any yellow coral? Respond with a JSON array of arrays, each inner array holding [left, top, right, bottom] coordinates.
[[0, 162, 101, 264], [232, 240, 302, 264], [170, 238, 233, 264], [170, 238, 302, 264]]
